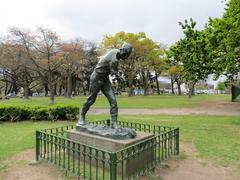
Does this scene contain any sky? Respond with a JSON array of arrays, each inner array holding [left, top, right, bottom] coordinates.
[[0, 0, 226, 46]]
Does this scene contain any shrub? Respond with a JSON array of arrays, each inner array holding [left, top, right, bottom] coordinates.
[[2, 107, 22, 122], [0, 105, 80, 122], [30, 107, 49, 121]]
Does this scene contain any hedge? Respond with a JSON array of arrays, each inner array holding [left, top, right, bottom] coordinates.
[[0, 105, 79, 122]]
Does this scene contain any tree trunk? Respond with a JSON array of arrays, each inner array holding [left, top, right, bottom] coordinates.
[[128, 85, 134, 96], [143, 87, 147, 96], [64, 77, 67, 97], [49, 86, 55, 104], [86, 79, 90, 94], [53, 83, 56, 95], [7, 84, 12, 95], [23, 84, 29, 99], [11, 81, 18, 94], [155, 73, 160, 95], [128, 83, 134, 96], [59, 85, 62, 96], [143, 71, 149, 96], [127, 77, 134, 96], [48, 72, 55, 104], [176, 80, 182, 95], [143, 80, 148, 96], [5, 82, 8, 95], [67, 74, 72, 98], [188, 85, 192, 98], [49, 82, 55, 104], [44, 83, 49, 97], [72, 77, 77, 96], [188, 82, 195, 98], [82, 83, 87, 96], [191, 84, 195, 96], [171, 76, 175, 94], [143, 77, 148, 96]]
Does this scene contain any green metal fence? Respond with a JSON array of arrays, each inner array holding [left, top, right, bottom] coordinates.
[[36, 120, 179, 179]]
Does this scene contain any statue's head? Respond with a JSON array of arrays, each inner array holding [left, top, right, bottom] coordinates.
[[119, 42, 133, 60]]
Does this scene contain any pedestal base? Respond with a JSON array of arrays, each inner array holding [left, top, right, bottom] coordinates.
[[67, 129, 154, 176], [68, 129, 153, 151]]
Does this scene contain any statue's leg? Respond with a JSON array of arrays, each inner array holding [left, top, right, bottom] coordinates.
[[78, 73, 100, 125], [101, 80, 118, 128]]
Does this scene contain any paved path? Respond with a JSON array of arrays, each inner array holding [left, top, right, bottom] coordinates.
[[88, 108, 240, 116]]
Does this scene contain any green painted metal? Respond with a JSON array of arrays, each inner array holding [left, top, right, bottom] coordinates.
[[232, 85, 240, 102], [109, 153, 117, 180], [35, 131, 40, 161], [35, 120, 179, 179]]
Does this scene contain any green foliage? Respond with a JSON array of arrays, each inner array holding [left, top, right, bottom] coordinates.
[[102, 31, 166, 95], [205, 0, 240, 81], [216, 82, 226, 91], [167, 19, 213, 97], [168, 19, 212, 83], [0, 105, 79, 122]]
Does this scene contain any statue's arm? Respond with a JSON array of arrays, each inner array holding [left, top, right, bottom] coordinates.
[[110, 60, 119, 76], [110, 60, 125, 83]]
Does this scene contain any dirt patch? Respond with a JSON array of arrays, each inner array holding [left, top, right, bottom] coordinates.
[[0, 149, 64, 180], [1, 143, 238, 180], [88, 99, 240, 116], [140, 143, 238, 180]]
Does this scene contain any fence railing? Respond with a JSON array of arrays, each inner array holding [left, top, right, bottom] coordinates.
[[36, 120, 179, 179]]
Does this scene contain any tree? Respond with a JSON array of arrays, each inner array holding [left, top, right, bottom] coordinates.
[[206, 0, 240, 82], [79, 41, 98, 95], [60, 39, 98, 98], [102, 31, 165, 96], [168, 19, 212, 98], [0, 42, 39, 98], [60, 39, 85, 98], [10, 27, 63, 104], [150, 50, 166, 95], [167, 65, 184, 95]]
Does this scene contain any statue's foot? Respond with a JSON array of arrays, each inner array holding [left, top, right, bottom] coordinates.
[[111, 122, 120, 129], [77, 120, 86, 126], [77, 115, 86, 126]]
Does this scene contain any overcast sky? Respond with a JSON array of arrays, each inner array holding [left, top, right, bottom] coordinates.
[[0, 0, 226, 46]]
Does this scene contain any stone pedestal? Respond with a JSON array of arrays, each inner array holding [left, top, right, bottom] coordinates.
[[67, 129, 154, 176], [67, 129, 153, 151]]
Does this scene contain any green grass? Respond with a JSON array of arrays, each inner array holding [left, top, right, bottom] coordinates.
[[0, 94, 231, 108], [0, 114, 240, 166], [0, 121, 71, 161]]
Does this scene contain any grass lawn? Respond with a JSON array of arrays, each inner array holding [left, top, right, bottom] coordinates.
[[0, 121, 71, 161], [0, 114, 239, 167], [0, 94, 231, 108]]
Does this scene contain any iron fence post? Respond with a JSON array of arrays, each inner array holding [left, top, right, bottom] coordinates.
[[176, 128, 180, 155], [107, 119, 111, 126], [36, 131, 40, 161], [110, 153, 117, 180]]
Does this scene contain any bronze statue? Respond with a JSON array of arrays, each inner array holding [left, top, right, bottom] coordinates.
[[77, 43, 133, 128]]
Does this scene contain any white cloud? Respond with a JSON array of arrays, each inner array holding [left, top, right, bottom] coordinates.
[[0, 0, 226, 45]]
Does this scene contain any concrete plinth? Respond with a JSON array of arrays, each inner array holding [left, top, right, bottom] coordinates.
[[67, 129, 154, 176], [67, 129, 154, 152]]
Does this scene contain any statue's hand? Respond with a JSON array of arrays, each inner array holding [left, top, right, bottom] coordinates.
[[115, 75, 125, 84]]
